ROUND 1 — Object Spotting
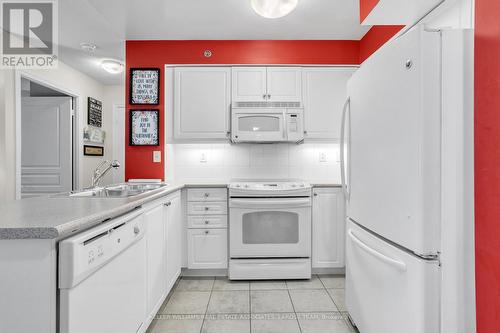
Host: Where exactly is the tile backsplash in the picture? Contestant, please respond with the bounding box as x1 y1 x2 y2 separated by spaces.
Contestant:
165 142 341 183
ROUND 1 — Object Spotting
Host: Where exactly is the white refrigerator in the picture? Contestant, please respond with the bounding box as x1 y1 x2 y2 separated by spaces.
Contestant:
342 26 442 333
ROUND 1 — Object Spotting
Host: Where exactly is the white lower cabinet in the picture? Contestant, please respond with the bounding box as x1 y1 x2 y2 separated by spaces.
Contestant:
144 190 182 324
312 187 346 268
145 203 167 316
186 188 228 270
187 229 228 269
165 192 182 293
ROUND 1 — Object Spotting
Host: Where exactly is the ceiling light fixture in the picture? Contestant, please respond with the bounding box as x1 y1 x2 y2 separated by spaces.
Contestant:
101 59 124 74
251 0 298 19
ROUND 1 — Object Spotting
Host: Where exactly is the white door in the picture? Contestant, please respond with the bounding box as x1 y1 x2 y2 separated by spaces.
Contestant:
302 67 356 139
346 27 441 255
231 109 286 142
266 67 302 102
174 67 231 139
312 188 345 268
145 204 166 315
187 229 227 269
229 197 311 258
21 97 72 197
112 105 125 183
231 67 267 102
165 193 182 294
345 220 440 333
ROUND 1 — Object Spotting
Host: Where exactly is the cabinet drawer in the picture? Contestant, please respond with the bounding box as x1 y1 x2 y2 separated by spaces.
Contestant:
187 202 227 215
188 215 227 229
187 188 227 202
188 229 228 269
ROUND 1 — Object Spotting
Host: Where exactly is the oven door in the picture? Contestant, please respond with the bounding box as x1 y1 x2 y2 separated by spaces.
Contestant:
231 108 286 142
229 197 311 258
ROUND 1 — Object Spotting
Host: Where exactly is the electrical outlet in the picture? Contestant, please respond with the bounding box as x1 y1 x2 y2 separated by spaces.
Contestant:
200 152 208 163
319 152 327 163
153 151 161 163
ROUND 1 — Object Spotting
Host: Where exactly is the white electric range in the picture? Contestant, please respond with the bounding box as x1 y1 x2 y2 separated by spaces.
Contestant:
228 180 312 280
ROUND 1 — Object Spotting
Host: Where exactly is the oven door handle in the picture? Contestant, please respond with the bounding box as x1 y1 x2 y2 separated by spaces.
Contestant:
229 198 311 208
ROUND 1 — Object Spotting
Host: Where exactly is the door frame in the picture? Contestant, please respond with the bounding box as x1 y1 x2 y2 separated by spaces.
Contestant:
112 104 125 184
14 70 80 199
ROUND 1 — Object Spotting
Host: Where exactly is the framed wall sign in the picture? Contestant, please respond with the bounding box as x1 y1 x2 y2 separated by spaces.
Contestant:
83 145 104 156
130 68 160 105
129 109 159 146
87 97 102 127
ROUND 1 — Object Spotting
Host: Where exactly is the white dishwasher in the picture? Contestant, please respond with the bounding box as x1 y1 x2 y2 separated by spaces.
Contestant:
59 209 147 333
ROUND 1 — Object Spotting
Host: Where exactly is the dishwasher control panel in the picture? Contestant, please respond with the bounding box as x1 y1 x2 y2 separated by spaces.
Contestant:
59 210 145 289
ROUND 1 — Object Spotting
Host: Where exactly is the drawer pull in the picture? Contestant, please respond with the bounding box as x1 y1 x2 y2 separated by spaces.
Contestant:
205 230 209 235
205 220 209 224
164 201 171 207
204 207 209 211
204 193 210 197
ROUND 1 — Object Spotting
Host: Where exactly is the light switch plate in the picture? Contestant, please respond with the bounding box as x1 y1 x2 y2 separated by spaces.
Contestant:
153 151 161 163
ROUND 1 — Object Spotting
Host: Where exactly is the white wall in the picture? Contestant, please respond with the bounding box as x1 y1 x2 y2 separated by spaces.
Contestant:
0 62 124 202
165 142 341 184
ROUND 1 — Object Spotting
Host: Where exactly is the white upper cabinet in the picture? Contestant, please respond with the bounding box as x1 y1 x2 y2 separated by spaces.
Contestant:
174 67 231 139
232 67 267 102
302 67 356 140
312 187 346 268
232 67 302 102
266 67 302 102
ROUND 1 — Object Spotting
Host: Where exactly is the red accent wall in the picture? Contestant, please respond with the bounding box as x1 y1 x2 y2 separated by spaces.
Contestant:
125 40 360 180
359 25 405 63
360 0 380 23
475 0 500 331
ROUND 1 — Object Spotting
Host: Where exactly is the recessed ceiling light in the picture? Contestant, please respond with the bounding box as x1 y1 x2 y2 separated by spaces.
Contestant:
80 42 97 53
101 59 124 74
251 0 298 19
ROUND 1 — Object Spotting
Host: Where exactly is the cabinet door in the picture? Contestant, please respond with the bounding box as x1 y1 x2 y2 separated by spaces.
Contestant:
174 67 231 139
312 187 346 268
302 67 356 139
145 204 167 314
267 67 302 102
232 67 267 102
188 229 228 269
165 193 182 294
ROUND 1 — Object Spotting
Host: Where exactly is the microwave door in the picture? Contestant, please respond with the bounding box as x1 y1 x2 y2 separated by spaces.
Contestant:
232 110 286 142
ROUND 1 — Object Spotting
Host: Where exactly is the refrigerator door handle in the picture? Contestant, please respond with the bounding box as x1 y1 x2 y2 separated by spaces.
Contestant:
348 229 407 271
340 97 351 201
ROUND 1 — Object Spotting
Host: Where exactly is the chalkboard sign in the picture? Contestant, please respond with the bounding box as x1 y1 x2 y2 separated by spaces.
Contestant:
130 68 160 105
87 97 102 127
129 109 159 146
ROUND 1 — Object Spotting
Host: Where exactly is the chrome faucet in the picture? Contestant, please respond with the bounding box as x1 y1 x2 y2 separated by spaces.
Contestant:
91 160 120 188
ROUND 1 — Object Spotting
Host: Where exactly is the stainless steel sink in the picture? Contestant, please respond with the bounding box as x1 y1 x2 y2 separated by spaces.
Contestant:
61 183 167 198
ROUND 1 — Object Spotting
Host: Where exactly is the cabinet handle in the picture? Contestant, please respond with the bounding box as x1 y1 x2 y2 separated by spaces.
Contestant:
313 193 318 196
204 207 209 211
267 94 271 99
205 220 210 224
164 201 171 206
134 226 140 235
263 94 267 100
204 193 210 197
205 230 209 235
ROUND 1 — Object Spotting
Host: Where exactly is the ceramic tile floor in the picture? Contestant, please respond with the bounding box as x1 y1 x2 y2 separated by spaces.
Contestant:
147 275 357 333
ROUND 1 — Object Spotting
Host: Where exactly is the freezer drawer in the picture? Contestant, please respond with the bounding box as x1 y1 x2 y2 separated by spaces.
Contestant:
345 220 440 333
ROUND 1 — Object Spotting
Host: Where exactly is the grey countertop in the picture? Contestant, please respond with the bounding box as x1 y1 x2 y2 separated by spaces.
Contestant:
0 181 341 240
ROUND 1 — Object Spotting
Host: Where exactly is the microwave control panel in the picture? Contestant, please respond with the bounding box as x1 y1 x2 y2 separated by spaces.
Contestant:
286 109 304 142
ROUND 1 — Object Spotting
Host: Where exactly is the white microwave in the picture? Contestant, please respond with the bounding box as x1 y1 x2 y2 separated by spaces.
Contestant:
231 103 304 143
